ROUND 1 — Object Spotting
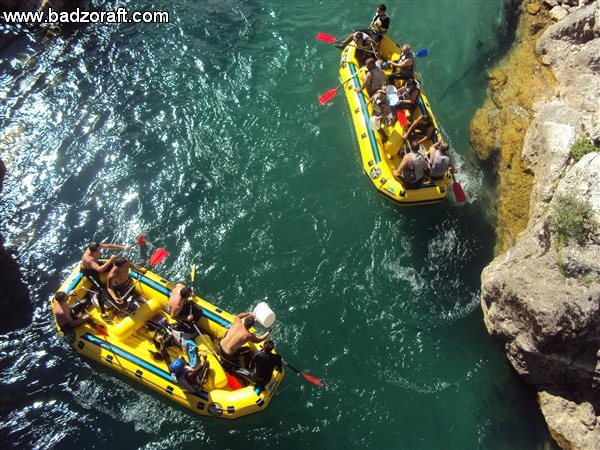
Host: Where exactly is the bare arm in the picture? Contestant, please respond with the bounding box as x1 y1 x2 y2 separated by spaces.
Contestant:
405 116 423 135
86 253 115 273
251 328 272 343
392 154 410 176
354 72 371 93
129 261 146 274
450 156 458 173
428 144 440 164
101 243 129 250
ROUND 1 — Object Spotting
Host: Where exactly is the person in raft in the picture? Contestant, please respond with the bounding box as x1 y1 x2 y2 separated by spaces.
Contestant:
218 312 272 370
338 4 390 50
169 353 209 394
166 283 195 321
428 141 457 180
392 139 428 188
106 256 146 312
387 44 415 84
354 57 386 97
80 241 129 322
53 291 92 341
167 283 203 343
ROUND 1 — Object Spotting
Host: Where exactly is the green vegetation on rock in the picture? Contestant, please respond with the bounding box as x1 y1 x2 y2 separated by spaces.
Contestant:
570 138 597 163
550 194 596 247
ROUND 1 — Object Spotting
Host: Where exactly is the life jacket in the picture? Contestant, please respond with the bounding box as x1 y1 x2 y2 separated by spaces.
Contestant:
430 151 450 178
369 13 389 34
366 66 385 96
172 368 198 393
403 152 425 183
396 53 414 78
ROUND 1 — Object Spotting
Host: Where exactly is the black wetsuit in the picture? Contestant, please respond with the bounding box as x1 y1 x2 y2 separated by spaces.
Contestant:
250 350 282 386
80 267 110 314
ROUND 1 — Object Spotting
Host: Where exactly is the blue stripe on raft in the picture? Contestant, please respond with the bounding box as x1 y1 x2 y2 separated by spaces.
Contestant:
82 332 172 381
66 273 83 293
349 64 381 163
81 332 210 401
131 271 170 297
130 272 231 329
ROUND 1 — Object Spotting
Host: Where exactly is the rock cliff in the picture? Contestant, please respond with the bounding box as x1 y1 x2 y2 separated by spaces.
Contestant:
473 1 600 449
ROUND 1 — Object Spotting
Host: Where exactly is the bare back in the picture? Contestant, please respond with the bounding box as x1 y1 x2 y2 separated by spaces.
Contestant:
167 283 186 317
220 316 254 356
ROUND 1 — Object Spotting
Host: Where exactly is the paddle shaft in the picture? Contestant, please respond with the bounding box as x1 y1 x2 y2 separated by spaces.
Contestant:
283 360 302 375
333 66 367 91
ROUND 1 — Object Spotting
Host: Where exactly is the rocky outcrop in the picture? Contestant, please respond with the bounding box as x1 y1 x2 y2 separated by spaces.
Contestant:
476 1 600 449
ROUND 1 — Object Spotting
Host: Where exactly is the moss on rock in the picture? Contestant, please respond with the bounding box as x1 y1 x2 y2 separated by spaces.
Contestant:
470 0 557 254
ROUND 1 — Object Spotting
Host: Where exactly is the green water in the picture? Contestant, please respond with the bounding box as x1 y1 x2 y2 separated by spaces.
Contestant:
0 1 556 448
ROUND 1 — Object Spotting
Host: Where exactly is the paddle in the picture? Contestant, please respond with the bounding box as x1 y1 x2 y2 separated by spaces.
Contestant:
451 173 468 205
396 110 407 128
189 320 243 390
318 67 366 105
415 48 428 58
316 32 429 58
283 360 324 387
149 248 169 266
316 32 338 44
190 263 196 290
316 32 377 53
135 233 147 246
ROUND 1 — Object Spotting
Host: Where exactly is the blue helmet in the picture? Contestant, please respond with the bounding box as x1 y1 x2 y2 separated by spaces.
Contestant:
169 358 185 373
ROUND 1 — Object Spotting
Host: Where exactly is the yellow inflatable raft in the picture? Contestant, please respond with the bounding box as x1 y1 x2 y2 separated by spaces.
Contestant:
339 34 453 205
51 263 284 419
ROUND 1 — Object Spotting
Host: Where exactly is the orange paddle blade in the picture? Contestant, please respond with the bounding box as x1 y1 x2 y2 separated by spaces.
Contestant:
316 32 338 43
149 248 169 266
318 88 337 105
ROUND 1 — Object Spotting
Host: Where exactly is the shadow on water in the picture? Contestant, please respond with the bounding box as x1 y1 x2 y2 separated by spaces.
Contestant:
0 159 32 334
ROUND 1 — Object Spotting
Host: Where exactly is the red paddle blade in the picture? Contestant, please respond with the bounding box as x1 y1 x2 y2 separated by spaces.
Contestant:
318 88 337 105
95 324 109 336
226 372 243 390
149 248 169 265
452 180 468 205
397 110 407 128
135 234 146 246
302 372 324 387
316 32 338 43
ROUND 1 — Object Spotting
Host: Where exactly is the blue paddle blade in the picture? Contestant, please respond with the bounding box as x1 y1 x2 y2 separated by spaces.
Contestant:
415 48 428 58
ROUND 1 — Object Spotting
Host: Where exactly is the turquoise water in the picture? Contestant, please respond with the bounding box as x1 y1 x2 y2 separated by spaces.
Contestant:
0 1 556 448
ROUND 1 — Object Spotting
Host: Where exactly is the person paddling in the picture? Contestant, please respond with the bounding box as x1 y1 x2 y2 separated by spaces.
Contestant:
338 4 390 51
106 256 146 312
81 241 129 322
